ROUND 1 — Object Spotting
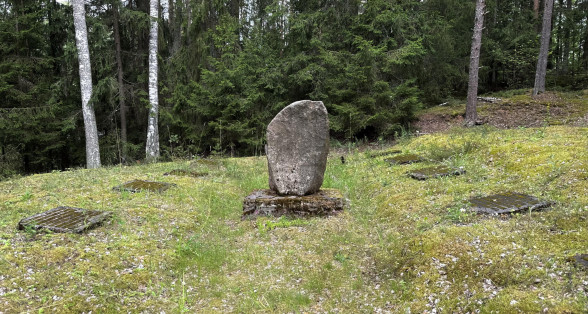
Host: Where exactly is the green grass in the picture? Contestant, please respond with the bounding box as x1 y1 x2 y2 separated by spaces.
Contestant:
0 125 587 312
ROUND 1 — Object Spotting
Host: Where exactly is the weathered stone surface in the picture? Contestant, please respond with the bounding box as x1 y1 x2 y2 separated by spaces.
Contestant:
386 154 423 165
367 149 402 158
469 192 552 215
113 179 176 193
573 254 588 268
242 189 345 219
266 100 329 195
18 206 111 233
164 169 208 178
409 166 466 180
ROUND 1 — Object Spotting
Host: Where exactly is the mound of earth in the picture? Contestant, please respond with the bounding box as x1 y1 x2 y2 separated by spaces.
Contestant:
413 92 588 134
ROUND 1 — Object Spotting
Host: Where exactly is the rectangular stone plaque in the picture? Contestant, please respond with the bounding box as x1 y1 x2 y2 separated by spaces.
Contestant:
367 150 402 158
386 154 423 165
243 189 345 219
113 179 176 193
18 206 111 233
469 192 552 215
164 169 208 178
409 166 466 180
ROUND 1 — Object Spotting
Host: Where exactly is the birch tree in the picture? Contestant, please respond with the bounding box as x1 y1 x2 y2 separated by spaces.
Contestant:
72 0 101 168
146 0 160 162
465 0 486 127
533 0 554 96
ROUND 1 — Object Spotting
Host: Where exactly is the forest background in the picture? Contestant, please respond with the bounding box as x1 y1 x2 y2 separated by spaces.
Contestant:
0 0 587 177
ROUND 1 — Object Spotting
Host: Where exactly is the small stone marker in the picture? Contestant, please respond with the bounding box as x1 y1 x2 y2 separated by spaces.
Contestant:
18 206 111 233
266 100 329 196
113 179 176 193
386 153 423 165
368 150 402 158
164 169 208 178
573 254 588 268
468 192 552 215
409 166 466 180
243 189 344 219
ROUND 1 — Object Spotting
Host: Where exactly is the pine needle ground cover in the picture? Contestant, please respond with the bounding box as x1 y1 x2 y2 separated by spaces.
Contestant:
0 126 586 312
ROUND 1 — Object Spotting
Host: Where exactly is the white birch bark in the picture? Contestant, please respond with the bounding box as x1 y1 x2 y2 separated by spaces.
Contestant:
72 0 101 168
146 0 160 162
465 0 486 127
533 0 554 96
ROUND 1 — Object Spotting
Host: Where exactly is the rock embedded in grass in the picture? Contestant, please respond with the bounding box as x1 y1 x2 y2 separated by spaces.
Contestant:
367 150 402 158
266 100 329 196
164 169 208 178
18 206 111 233
386 154 423 165
242 189 345 219
408 166 466 180
113 179 176 193
468 192 552 215
573 254 588 268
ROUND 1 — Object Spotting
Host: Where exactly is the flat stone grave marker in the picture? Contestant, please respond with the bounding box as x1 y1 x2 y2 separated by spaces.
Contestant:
367 150 402 158
113 179 176 193
386 153 423 165
468 192 552 215
409 166 466 180
243 189 345 219
18 206 111 233
573 254 588 268
164 169 208 178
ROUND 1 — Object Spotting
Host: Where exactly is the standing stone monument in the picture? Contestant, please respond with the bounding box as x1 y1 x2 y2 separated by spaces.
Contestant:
243 100 344 218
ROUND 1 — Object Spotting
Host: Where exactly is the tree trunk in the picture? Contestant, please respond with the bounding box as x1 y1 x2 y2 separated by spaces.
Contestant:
534 0 540 19
146 0 160 162
465 0 486 127
533 0 554 96
72 0 101 168
113 4 127 163
561 0 571 74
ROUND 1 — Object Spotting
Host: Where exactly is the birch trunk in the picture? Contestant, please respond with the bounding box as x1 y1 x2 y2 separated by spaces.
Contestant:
465 0 485 127
146 0 160 162
72 0 101 168
533 0 554 96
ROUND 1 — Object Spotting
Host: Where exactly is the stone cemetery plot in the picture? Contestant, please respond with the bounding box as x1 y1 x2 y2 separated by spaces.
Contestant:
113 179 176 193
164 169 208 178
367 150 402 158
243 189 345 219
386 153 423 165
408 166 466 180
18 206 111 233
468 192 552 215
573 254 588 268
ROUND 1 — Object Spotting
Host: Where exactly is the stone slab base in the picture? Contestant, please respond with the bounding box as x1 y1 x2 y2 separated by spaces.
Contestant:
242 189 345 219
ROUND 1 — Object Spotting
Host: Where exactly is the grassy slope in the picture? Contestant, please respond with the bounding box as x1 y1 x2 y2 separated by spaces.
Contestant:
1 127 587 312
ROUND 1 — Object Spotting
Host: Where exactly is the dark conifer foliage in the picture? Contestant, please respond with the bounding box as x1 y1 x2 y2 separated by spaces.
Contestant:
1 0 587 177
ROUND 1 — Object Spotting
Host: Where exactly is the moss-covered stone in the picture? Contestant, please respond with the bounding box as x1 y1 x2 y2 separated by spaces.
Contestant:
367 150 402 158
242 189 345 219
164 169 208 178
113 179 176 193
408 166 466 180
18 206 111 233
385 153 423 165
468 192 552 215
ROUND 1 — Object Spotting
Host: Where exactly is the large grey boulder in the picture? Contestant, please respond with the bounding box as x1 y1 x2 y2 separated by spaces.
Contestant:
266 100 329 196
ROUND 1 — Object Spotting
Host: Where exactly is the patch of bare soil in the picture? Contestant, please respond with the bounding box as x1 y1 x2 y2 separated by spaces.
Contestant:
413 93 587 134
